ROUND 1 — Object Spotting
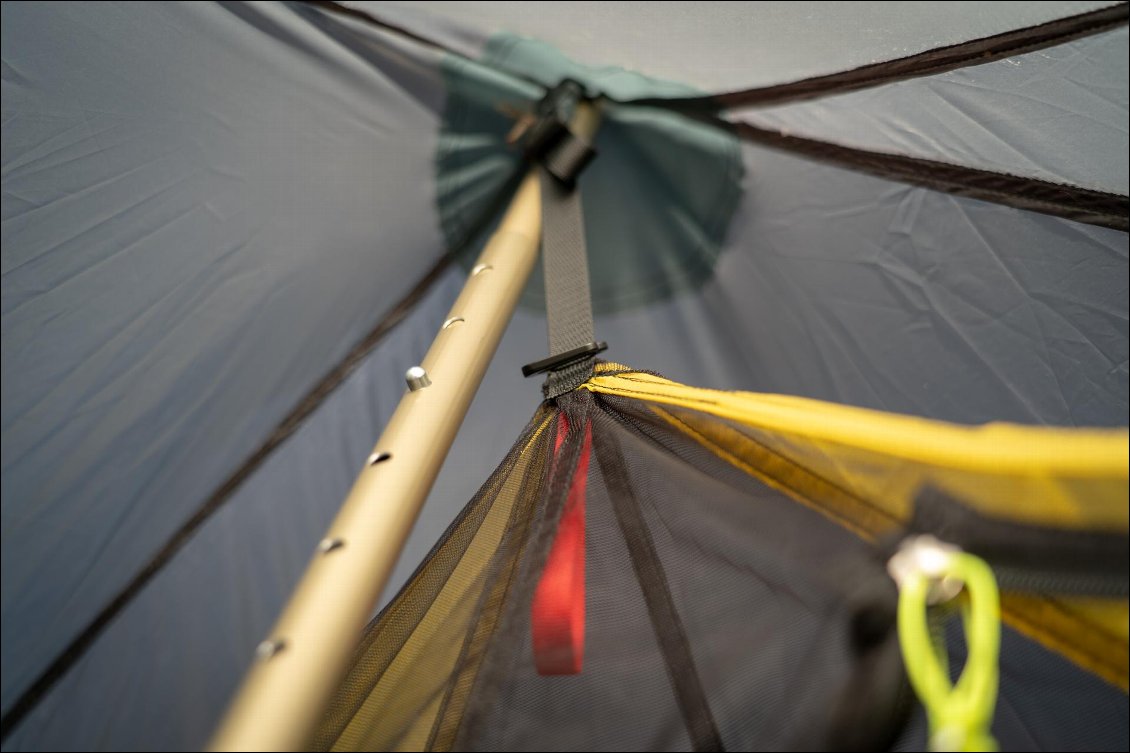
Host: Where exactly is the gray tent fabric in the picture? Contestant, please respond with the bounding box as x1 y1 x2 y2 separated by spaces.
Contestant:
686 143 1128 427
2 1 1127 751
361 1 1123 95
1 266 491 751
741 26 1130 195
2 0 447 723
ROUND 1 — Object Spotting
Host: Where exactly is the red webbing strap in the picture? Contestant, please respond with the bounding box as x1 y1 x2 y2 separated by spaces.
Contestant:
532 413 591 674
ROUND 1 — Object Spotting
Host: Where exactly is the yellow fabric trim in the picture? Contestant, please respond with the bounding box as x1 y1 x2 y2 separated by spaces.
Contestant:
585 371 1126 478
583 370 1128 530
1001 594 1129 692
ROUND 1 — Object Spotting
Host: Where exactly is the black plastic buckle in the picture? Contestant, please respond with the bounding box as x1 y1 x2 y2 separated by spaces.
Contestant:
519 80 596 186
522 80 585 158
522 341 608 378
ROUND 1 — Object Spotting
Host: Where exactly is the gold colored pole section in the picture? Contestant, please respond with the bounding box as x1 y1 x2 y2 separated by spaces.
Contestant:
209 172 542 752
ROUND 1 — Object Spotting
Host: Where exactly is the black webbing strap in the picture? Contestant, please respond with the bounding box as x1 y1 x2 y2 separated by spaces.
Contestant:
594 411 725 752
520 81 603 398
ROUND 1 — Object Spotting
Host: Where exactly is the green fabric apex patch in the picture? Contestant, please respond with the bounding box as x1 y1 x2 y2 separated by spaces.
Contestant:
437 34 744 314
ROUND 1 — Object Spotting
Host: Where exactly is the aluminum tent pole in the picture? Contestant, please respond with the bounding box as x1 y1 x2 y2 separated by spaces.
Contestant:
210 103 600 752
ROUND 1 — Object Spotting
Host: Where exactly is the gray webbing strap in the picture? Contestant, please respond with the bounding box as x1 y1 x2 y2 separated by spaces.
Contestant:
518 81 600 399
539 163 596 398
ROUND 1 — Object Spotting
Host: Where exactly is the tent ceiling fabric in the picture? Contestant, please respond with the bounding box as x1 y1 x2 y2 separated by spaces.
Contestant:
1 1 1127 751
1 0 446 725
740 26 1130 194
359 1 1123 94
1 266 491 751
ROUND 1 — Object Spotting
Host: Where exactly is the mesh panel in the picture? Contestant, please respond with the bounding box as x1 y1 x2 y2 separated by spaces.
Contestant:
316 390 906 751
592 397 900 751
312 407 555 751
596 385 1129 691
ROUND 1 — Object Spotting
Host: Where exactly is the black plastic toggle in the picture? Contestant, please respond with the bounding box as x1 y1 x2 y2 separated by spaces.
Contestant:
522 341 608 378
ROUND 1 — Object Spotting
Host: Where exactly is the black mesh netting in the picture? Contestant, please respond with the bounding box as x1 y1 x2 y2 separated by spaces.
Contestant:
312 388 910 752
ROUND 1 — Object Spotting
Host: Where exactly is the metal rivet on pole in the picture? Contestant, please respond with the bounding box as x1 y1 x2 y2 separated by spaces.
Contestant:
405 366 431 391
255 639 286 661
316 538 345 555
